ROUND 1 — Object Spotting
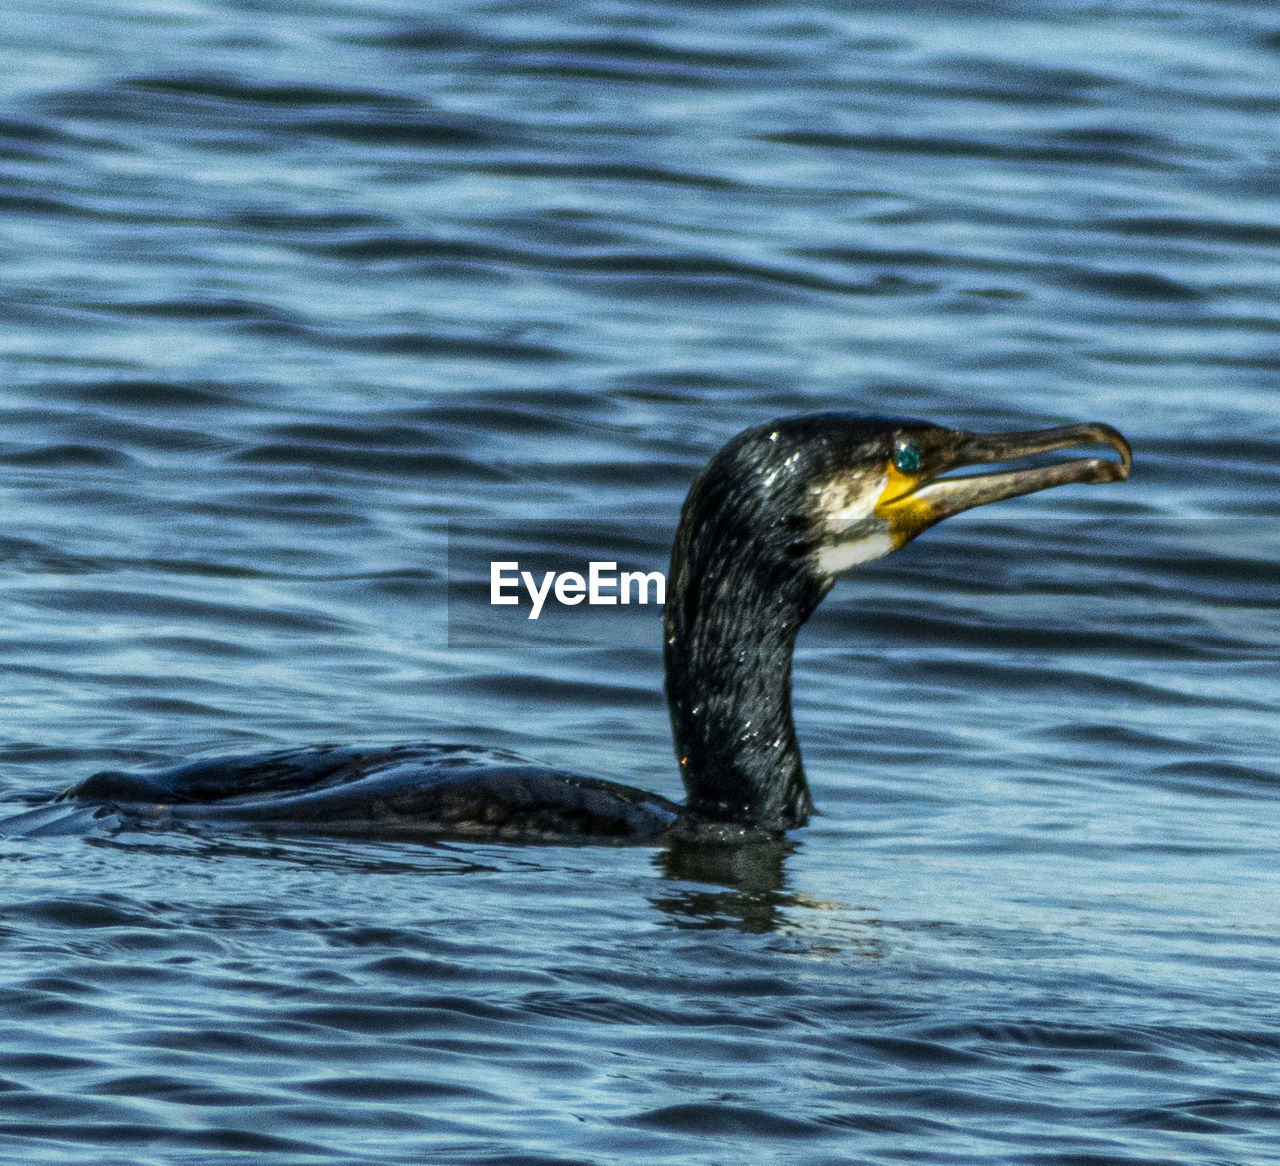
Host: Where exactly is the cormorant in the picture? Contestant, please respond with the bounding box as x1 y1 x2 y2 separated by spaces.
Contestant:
55 415 1130 843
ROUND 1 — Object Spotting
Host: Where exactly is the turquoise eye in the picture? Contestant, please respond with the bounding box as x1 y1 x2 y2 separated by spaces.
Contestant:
893 439 922 473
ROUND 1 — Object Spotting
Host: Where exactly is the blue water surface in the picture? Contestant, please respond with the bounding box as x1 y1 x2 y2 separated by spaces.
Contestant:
1 0 1279 1162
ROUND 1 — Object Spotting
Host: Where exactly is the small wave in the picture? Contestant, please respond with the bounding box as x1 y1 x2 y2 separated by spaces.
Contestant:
1105 215 1280 248
624 1101 829 1138
63 380 239 410
0 444 135 469
15 587 350 635
292 1074 494 1102
44 74 515 151
229 441 506 482
1055 266 1204 303
761 129 1184 170
1151 760 1280 800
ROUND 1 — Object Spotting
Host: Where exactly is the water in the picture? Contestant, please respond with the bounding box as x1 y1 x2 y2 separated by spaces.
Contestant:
2 0 1279 1161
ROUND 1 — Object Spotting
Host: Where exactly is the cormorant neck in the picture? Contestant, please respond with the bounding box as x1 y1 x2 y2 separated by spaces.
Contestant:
664 474 828 832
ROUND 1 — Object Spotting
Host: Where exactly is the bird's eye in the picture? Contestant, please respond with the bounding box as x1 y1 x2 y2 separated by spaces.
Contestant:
892 438 923 473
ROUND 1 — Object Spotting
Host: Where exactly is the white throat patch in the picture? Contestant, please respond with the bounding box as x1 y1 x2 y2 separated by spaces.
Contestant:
811 470 895 577
815 531 896 576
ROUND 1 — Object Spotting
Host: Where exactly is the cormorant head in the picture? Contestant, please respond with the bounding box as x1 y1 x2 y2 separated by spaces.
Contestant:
675 414 1131 607
665 413 1131 831
792 414 1132 580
